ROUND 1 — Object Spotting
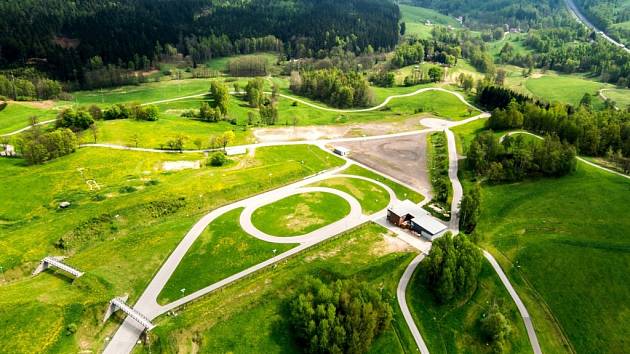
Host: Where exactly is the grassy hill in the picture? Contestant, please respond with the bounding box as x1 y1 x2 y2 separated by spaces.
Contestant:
477 163 630 353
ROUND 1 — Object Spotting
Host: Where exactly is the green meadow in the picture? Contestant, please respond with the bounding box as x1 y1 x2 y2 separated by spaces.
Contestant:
251 192 351 236
477 162 630 354
0 144 342 352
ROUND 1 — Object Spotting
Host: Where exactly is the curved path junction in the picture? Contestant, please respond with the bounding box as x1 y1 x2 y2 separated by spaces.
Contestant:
2 85 585 354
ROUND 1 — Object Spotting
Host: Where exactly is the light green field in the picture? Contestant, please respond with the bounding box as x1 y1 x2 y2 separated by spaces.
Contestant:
251 192 351 236
408 260 531 353
204 52 280 74
146 223 419 354
400 4 461 38
487 33 532 59
311 177 390 215
601 88 630 109
342 164 425 203
0 144 342 352
157 208 296 304
0 102 59 134
80 113 254 149
524 74 607 106
477 163 630 354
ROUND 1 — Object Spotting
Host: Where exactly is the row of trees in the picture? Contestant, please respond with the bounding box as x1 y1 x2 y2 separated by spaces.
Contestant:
0 74 62 100
428 132 451 207
288 277 392 354
290 69 373 108
228 55 271 77
102 104 159 122
467 131 577 182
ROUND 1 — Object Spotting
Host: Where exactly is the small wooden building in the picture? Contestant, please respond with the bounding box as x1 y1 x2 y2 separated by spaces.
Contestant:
387 200 447 241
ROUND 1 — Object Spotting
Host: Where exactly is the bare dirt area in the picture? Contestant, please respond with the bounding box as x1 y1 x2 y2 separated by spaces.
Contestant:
252 118 423 143
12 100 56 109
336 133 432 198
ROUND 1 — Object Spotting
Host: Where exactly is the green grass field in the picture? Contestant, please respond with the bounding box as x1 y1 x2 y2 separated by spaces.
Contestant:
407 260 532 353
146 223 419 354
0 144 342 352
342 164 425 203
157 208 296 304
601 88 630 109
311 177 390 215
400 4 461 38
487 33 532 59
251 192 351 236
477 163 630 354
524 74 607 107
80 113 254 149
0 102 59 134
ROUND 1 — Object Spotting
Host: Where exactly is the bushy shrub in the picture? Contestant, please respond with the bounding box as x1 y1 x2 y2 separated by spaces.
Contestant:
119 186 137 193
208 152 228 167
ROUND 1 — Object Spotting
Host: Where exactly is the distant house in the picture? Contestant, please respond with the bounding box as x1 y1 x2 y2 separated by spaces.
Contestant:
0 144 15 157
387 200 447 241
225 147 247 156
333 146 350 156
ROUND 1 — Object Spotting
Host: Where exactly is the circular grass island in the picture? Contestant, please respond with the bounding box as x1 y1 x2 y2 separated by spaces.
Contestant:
251 192 351 237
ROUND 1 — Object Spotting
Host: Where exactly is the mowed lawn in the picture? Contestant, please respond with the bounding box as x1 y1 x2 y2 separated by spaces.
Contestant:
477 163 630 353
407 260 531 354
0 144 342 353
602 88 630 109
311 176 390 215
0 102 59 134
147 223 419 354
251 192 351 236
157 208 296 304
399 4 461 38
524 74 607 107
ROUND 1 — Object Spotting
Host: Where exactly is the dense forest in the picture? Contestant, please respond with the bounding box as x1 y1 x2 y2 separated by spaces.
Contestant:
0 0 400 86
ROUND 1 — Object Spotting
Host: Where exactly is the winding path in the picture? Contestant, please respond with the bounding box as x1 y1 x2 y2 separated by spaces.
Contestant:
103 156 409 354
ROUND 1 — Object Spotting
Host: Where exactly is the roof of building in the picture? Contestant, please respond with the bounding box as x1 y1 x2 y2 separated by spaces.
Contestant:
225 147 248 156
388 200 428 219
411 214 448 235
334 146 351 153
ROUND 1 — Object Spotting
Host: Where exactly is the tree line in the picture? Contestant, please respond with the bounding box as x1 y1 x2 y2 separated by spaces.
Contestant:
481 86 630 159
467 130 577 182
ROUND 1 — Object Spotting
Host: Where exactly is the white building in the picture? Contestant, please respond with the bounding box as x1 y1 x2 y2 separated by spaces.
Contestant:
333 146 350 156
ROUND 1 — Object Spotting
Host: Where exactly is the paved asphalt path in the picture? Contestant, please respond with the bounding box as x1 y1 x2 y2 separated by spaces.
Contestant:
397 254 430 354
484 251 543 354
445 128 462 233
